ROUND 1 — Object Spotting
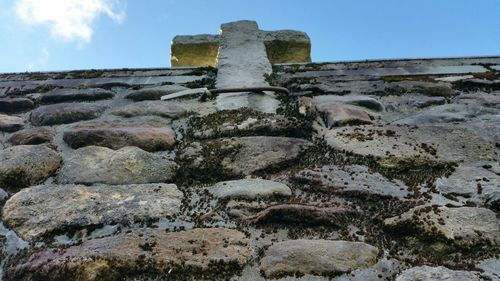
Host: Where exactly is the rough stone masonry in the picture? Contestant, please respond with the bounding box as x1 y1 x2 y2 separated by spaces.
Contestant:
0 19 499 281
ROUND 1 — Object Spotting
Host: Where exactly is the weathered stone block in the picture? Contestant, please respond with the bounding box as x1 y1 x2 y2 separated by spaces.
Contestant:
0 98 35 113
8 127 55 145
3 183 183 241
170 34 220 67
7 228 250 280
58 146 177 185
0 114 24 132
0 145 61 191
262 30 311 64
396 266 480 281
208 178 291 200
384 206 500 247
30 103 107 126
63 120 176 152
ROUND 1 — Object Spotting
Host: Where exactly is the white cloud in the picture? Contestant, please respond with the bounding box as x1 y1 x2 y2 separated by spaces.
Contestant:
26 47 49 71
15 0 125 44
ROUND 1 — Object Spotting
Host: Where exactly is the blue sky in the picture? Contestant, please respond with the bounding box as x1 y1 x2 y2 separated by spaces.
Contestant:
0 0 499 73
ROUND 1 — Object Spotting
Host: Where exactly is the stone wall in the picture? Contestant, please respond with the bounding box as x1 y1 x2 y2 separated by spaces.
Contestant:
0 57 499 280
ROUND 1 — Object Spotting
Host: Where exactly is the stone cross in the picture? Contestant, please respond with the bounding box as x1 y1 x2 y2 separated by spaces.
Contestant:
170 20 311 112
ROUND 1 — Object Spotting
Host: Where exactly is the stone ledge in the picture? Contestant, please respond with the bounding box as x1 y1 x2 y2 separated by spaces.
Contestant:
171 35 220 67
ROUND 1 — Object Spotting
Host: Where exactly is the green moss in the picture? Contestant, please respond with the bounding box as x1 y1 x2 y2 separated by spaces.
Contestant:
386 228 498 265
68 69 105 79
272 62 328 74
453 79 500 92
187 108 312 140
472 70 500 80
181 66 217 89
281 64 303 74
8 84 57 96
288 140 456 192
303 63 324 70
8 255 248 281
26 72 51 81
150 139 170 152
376 156 456 190
174 139 244 186
274 90 316 123
264 40 311 65
188 108 270 135
34 84 57 93
382 75 436 82
0 170 29 192
182 77 216 89
278 76 319 93
263 72 279 86
183 66 218 76
54 72 68 79
296 140 378 169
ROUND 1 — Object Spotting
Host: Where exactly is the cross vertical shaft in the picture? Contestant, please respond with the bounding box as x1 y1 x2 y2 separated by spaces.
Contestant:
216 21 272 88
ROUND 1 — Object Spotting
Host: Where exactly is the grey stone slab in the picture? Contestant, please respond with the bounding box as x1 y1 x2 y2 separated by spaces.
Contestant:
435 75 474 82
0 68 197 82
0 115 24 132
294 79 387 96
313 95 384 112
435 162 499 205
453 91 500 108
391 104 498 125
385 206 500 247
293 165 409 199
279 57 500 73
215 92 279 113
322 124 496 162
0 75 205 90
83 75 206 86
125 84 188 101
30 103 106 126
208 178 291 200
477 258 500 279
40 88 114 103
0 222 28 280
283 65 488 79
0 188 8 205
395 266 480 281
335 256 405 281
